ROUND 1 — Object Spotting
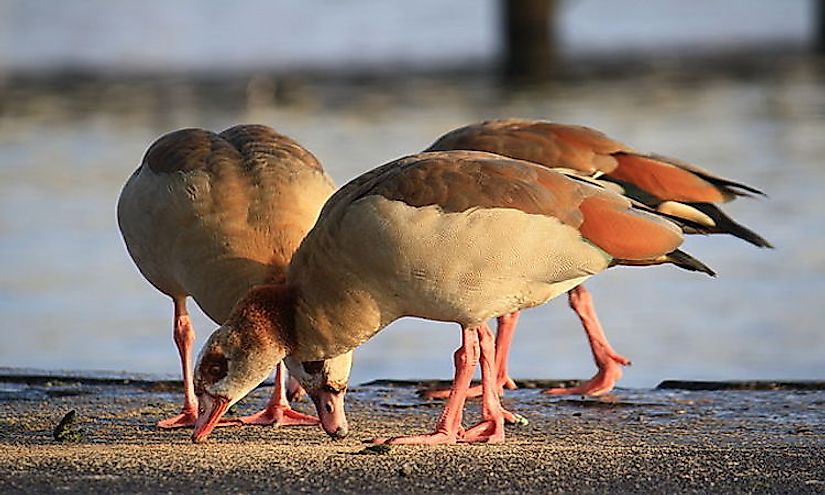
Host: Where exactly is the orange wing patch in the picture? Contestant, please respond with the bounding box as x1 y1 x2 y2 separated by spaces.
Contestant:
610 153 726 203
578 194 683 261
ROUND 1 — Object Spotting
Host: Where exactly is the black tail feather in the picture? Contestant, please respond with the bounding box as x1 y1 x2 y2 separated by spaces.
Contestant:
610 250 716 277
687 203 773 248
696 173 767 198
666 249 716 277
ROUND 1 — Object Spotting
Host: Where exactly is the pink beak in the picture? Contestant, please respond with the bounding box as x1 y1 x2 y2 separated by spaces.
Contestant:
191 393 230 443
312 390 349 440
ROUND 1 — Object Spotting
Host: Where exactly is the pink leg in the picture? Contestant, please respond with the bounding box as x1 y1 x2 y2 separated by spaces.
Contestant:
544 285 631 396
374 326 480 445
491 312 518 392
157 297 199 429
460 324 506 443
286 376 306 402
421 311 519 400
237 362 319 426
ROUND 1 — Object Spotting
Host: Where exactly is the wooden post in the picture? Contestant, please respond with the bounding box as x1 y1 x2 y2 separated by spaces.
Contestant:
817 0 825 53
501 0 557 79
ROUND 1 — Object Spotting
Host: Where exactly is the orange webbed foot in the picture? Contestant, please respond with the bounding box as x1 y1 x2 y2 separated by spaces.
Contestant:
543 358 626 396
237 405 319 427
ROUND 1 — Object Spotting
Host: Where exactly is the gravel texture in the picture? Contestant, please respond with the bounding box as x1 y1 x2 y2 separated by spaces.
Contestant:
1 374 823 494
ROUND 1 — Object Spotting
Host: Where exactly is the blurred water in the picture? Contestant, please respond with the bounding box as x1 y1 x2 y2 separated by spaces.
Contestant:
2 61 824 388
0 0 812 73
0 1 824 388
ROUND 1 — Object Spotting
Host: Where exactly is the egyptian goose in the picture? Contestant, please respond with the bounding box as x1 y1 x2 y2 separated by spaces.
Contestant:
190 150 714 444
423 119 770 397
117 124 335 428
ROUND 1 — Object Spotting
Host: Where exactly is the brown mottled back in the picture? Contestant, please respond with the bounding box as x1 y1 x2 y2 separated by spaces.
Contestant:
219 125 325 173
322 150 683 262
326 151 585 228
119 123 335 324
426 119 629 175
144 125 323 176
144 128 242 174
428 119 765 204
425 119 770 248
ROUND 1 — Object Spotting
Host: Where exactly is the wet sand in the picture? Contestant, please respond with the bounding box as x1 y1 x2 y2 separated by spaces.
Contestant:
1 372 823 494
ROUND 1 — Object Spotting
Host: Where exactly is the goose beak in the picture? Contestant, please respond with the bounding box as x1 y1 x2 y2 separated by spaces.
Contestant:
192 393 230 443
312 389 348 440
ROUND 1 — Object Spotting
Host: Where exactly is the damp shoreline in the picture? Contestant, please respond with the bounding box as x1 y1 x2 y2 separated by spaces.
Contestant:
1 369 823 494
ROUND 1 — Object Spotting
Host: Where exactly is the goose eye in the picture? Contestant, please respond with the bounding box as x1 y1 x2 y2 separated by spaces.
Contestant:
203 353 229 382
323 384 346 394
302 360 324 375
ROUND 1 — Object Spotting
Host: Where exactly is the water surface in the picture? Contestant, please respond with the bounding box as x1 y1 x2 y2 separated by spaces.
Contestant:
0 1 823 387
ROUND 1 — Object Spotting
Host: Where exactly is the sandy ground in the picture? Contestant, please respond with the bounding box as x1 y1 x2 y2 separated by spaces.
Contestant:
1 373 823 494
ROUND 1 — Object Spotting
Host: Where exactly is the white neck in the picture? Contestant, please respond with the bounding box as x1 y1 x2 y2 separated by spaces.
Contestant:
289 261 392 361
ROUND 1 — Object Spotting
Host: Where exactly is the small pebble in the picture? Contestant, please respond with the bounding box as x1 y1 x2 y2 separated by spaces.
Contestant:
509 413 529 426
53 410 82 443
356 444 392 455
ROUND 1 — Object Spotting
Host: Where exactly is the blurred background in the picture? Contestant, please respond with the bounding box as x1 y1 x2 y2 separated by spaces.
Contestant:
1 0 823 388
